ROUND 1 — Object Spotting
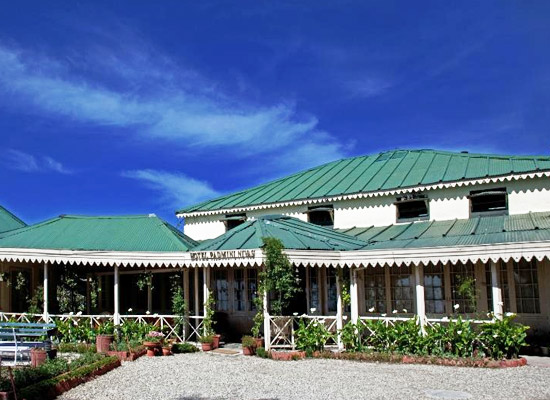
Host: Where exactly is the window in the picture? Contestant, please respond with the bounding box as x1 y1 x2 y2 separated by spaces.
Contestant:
327 268 337 312
306 205 334 227
364 267 386 313
223 213 247 231
424 263 445 314
469 188 508 216
246 269 258 312
395 193 429 222
233 270 245 311
450 262 476 313
513 259 540 314
390 266 413 312
213 270 229 311
485 262 510 313
308 268 320 311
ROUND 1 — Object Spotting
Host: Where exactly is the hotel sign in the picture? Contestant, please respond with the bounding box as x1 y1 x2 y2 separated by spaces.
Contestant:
190 250 257 261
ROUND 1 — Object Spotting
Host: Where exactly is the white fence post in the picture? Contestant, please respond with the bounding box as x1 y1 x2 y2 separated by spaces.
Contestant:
490 260 503 320
336 268 344 350
114 265 120 325
350 268 359 324
43 262 49 323
263 283 271 351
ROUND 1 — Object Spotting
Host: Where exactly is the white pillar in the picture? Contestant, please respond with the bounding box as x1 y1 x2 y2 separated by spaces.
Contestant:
43 262 49 322
490 260 503 320
114 265 120 325
336 268 344 350
147 275 153 313
263 279 271 351
305 266 311 312
415 264 426 334
203 268 209 317
183 269 190 340
350 268 359 324
194 268 199 317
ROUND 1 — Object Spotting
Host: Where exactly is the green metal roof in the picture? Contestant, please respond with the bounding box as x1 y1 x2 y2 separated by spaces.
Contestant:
0 214 198 252
193 215 367 251
178 149 550 214
0 205 26 234
336 212 550 250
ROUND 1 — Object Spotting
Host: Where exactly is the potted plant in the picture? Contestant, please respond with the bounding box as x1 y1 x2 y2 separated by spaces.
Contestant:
30 347 48 367
241 335 256 356
199 334 214 351
95 321 115 353
143 331 165 357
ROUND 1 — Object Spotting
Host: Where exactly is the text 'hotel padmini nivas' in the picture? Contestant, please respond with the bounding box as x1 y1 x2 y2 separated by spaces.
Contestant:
1 149 550 349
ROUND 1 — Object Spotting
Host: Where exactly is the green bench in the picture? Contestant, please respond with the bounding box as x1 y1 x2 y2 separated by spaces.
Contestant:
0 322 57 364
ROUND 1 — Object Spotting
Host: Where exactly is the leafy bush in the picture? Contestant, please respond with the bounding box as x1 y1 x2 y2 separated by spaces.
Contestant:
172 342 199 353
241 335 256 348
19 356 118 400
56 342 95 353
0 358 70 392
479 313 529 359
255 347 269 358
199 334 214 344
68 353 105 370
55 317 96 343
117 320 153 342
295 318 332 355
336 315 529 360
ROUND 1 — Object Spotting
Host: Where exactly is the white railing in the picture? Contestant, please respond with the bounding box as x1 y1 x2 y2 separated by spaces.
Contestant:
269 315 339 350
269 315 495 350
0 312 205 341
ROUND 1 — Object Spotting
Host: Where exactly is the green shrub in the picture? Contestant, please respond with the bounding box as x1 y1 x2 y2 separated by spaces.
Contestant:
0 358 70 392
55 318 96 343
255 347 269 358
19 356 118 400
68 353 105 370
295 318 332 355
241 335 256 348
479 313 529 359
172 342 199 353
56 342 95 353
117 320 153 342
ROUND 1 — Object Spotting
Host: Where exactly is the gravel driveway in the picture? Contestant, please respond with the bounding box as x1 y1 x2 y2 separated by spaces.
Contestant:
59 353 550 400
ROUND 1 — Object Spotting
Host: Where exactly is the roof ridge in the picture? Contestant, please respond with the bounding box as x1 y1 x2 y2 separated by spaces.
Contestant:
0 205 26 226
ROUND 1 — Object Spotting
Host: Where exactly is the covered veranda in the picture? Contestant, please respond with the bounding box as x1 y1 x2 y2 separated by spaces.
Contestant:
0 213 549 350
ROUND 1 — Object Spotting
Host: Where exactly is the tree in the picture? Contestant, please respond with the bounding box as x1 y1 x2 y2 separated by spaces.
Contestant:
261 237 300 315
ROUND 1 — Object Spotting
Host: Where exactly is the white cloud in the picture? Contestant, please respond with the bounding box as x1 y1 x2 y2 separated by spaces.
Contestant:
345 77 393 98
121 169 221 209
3 149 72 174
0 44 345 160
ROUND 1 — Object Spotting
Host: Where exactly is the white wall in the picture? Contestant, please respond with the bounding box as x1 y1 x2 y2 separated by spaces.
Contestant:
183 176 550 240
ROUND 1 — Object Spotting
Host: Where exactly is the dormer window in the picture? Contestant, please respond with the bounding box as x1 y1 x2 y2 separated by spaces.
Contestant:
395 193 429 222
306 205 334 227
469 188 508 216
222 213 247 231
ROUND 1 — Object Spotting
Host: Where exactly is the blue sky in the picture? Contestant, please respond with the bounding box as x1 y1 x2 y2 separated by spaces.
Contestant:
1 1 549 226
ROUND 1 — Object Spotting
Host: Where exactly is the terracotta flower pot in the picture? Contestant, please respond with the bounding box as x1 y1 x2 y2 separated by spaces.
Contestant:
242 346 255 356
212 334 221 349
201 342 213 352
254 337 264 349
143 341 162 357
96 334 114 353
31 348 48 367
162 347 172 356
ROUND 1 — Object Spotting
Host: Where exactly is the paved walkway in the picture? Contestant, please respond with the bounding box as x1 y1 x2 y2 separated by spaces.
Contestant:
59 353 550 400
